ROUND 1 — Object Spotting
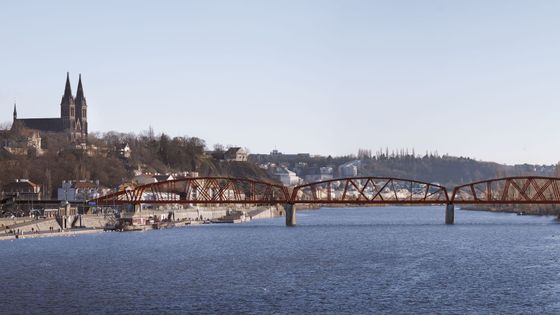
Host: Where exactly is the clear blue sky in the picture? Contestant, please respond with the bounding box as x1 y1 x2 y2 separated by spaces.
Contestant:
1 0 560 165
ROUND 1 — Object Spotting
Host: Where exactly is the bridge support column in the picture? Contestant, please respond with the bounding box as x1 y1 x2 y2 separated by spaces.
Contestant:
285 203 296 227
445 204 454 225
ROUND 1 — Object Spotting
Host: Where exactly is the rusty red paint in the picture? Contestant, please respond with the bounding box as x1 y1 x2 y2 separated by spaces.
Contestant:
91 176 560 206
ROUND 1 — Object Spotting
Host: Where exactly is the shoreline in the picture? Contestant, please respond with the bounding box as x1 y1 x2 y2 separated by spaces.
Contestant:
0 207 284 241
0 228 105 241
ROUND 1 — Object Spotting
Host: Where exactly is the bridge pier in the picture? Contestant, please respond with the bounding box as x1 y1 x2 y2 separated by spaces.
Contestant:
445 204 454 224
285 203 296 226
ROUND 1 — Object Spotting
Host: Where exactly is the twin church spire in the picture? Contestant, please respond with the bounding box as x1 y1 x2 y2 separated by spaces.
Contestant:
11 73 89 142
60 72 88 137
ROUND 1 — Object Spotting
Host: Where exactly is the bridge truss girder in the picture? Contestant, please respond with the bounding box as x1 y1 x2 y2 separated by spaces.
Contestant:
451 176 560 204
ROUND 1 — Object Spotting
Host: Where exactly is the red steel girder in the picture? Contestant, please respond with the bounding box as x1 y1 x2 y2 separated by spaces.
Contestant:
451 176 560 204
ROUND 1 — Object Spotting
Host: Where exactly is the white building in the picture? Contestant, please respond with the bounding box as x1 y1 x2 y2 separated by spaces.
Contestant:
224 147 248 162
119 143 131 158
272 166 302 186
57 180 110 202
338 160 361 177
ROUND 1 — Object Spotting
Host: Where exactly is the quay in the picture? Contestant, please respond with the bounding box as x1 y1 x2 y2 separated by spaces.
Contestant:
0 205 283 240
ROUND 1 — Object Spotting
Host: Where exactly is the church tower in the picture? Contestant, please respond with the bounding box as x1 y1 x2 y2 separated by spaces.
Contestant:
75 74 88 138
11 72 89 144
60 72 76 133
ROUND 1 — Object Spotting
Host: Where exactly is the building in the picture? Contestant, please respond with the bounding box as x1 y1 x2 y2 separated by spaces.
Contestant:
250 150 311 163
224 147 248 161
301 167 334 183
12 73 88 142
0 124 43 156
86 144 109 157
153 174 174 182
338 160 360 177
132 173 176 186
271 166 302 186
118 143 131 158
2 179 41 200
57 180 110 202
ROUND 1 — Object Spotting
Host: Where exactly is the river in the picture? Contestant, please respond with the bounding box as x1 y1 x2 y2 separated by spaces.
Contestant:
0 206 559 314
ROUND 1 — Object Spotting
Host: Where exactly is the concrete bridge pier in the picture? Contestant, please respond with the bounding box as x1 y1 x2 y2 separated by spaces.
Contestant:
285 203 296 226
445 204 455 224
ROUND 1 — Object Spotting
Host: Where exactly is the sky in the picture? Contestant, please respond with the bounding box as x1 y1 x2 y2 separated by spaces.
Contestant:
1 0 560 165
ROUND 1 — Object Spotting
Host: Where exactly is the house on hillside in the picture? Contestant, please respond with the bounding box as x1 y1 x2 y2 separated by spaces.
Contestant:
2 179 41 200
118 143 131 159
224 147 248 162
0 125 43 156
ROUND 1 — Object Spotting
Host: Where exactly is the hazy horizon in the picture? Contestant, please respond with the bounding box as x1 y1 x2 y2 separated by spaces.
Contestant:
2 1 560 165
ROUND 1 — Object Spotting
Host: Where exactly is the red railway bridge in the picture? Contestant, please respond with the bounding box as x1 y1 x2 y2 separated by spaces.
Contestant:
91 176 560 226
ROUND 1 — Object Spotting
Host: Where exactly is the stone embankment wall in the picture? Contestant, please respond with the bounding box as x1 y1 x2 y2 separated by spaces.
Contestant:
0 218 61 235
246 206 283 220
0 218 38 228
78 215 111 229
172 208 229 221
0 214 112 236
162 205 282 222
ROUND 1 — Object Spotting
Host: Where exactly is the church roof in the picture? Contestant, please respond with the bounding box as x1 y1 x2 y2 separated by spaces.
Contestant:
15 118 64 133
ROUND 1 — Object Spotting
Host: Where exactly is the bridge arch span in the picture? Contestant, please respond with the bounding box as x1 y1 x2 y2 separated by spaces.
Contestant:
92 177 291 205
291 177 449 204
451 176 560 204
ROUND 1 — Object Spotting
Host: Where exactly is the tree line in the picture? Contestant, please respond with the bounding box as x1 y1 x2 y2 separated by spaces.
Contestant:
0 128 268 198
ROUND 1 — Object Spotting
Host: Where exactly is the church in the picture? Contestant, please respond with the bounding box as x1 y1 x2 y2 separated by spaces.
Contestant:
12 73 88 142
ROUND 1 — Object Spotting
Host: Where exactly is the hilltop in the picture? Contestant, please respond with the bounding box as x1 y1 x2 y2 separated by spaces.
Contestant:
0 130 270 198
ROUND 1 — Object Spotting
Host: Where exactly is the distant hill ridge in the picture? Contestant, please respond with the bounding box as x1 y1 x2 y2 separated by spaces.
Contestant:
250 153 556 187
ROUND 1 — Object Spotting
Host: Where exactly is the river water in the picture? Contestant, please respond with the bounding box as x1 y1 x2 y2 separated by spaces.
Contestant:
0 207 559 314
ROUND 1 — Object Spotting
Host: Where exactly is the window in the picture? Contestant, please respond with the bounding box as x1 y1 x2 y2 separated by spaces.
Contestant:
82 109 86 118
70 108 75 116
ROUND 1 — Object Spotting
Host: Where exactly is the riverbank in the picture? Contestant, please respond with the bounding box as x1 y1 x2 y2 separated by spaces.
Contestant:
0 206 285 241
0 228 105 241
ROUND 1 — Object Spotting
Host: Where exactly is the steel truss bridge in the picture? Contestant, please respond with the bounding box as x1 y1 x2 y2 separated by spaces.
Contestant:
91 176 560 225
